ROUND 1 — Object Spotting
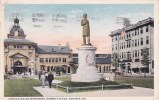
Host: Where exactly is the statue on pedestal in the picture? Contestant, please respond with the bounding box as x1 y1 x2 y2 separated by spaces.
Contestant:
81 13 91 45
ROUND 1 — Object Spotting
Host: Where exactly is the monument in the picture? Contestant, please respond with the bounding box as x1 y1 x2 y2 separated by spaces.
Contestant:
71 13 102 82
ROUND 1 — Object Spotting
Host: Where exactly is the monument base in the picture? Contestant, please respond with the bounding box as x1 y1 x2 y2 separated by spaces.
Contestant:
71 44 102 82
71 73 102 82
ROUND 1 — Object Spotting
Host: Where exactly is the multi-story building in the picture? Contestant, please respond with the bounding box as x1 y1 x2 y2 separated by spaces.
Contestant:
73 54 111 73
109 17 154 74
4 18 73 75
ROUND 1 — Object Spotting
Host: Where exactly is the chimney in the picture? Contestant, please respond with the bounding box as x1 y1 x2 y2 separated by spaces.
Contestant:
59 44 61 50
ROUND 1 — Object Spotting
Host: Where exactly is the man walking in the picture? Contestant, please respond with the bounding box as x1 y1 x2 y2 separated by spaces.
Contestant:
48 72 54 88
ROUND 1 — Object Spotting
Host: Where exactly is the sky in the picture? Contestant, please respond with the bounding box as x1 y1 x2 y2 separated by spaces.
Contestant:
4 4 153 53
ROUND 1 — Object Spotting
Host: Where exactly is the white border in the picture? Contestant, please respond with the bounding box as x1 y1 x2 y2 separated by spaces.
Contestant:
0 0 158 100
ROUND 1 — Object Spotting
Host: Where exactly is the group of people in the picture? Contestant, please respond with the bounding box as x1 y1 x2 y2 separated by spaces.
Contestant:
39 71 54 88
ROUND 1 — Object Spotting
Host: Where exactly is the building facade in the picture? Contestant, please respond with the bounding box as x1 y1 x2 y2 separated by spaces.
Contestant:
4 18 73 75
109 17 154 74
73 54 111 73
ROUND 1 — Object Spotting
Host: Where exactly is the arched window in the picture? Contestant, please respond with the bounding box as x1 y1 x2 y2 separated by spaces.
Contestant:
14 60 22 66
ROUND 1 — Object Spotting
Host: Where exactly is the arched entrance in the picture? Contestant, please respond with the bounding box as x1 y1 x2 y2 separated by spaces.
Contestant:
13 60 27 74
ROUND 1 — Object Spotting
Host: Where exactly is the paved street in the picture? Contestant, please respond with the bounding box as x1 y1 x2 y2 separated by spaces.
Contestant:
33 86 153 97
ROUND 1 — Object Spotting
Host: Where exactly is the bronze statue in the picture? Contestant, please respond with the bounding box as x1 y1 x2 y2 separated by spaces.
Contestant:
81 13 91 45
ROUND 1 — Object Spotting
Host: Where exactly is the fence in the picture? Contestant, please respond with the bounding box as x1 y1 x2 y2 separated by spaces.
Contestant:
52 83 132 93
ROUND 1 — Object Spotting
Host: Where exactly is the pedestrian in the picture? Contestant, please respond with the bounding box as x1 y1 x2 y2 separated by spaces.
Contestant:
47 72 54 88
40 72 46 88
38 71 41 80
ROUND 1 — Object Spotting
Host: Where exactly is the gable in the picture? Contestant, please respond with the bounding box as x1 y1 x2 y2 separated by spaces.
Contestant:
10 53 28 58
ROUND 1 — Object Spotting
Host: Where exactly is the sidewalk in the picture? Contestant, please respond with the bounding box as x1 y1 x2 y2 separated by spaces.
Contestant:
33 86 154 97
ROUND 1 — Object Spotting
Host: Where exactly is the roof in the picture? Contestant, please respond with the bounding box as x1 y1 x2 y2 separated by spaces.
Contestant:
4 38 37 45
109 17 154 36
36 45 71 54
73 54 111 64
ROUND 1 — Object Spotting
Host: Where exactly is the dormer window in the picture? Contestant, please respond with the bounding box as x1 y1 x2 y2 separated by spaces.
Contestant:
28 46 31 49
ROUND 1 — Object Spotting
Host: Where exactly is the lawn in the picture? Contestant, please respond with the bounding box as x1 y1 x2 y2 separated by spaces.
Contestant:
4 78 42 97
54 76 71 81
114 76 154 89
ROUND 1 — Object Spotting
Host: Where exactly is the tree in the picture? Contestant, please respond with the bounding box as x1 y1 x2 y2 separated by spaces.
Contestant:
141 48 149 78
112 52 119 76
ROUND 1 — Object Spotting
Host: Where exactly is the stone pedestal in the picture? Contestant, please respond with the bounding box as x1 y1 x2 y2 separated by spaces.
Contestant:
71 45 102 82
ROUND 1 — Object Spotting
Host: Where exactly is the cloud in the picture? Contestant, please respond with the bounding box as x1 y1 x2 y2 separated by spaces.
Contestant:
117 12 152 24
70 9 83 14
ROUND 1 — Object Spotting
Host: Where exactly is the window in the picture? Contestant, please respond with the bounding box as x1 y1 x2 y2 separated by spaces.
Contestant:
135 30 137 36
146 36 149 44
146 26 149 32
132 40 134 47
135 50 137 57
135 39 137 47
129 33 131 37
59 58 61 62
147 48 149 55
56 58 58 62
127 41 128 48
140 38 143 45
17 45 19 48
45 58 48 62
40 58 44 62
20 45 22 49
141 49 143 56
137 29 139 35
140 27 143 34
129 41 131 48
138 50 139 57
49 58 51 62
63 58 67 63
28 46 31 49
14 45 23 49
127 52 131 60
52 58 54 62
4 45 8 48
127 34 129 39
116 44 117 50
124 42 125 49
138 39 140 46
122 43 123 49
112 45 114 51
133 51 134 57
115 36 117 41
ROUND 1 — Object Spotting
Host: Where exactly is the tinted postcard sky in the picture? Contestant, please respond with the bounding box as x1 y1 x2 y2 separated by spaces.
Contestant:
4 4 153 53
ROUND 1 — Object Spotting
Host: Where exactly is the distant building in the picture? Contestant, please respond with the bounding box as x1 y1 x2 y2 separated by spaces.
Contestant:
109 17 154 74
4 18 73 75
72 54 111 73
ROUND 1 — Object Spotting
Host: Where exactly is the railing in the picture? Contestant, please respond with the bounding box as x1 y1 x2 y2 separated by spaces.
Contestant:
52 83 132 93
